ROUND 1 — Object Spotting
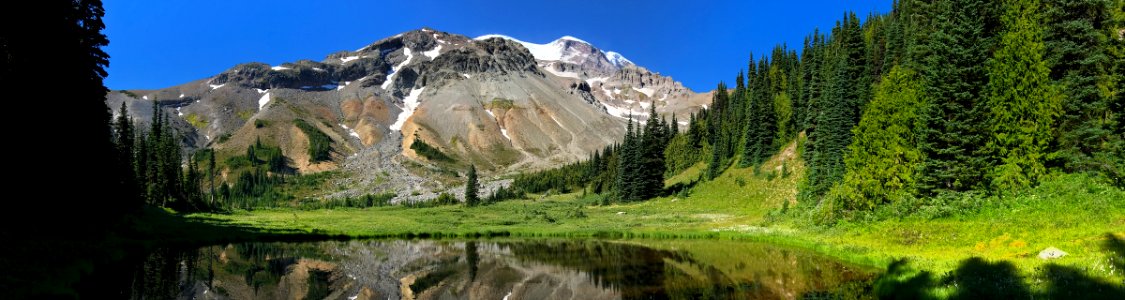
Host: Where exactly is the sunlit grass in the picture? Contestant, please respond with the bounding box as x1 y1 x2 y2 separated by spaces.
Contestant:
190 139 1125 293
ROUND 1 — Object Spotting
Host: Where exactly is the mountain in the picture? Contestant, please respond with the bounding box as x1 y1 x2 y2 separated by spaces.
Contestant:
105 28 709 199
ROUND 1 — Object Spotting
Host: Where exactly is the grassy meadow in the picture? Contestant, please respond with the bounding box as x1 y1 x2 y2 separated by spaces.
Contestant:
189 140 1125 296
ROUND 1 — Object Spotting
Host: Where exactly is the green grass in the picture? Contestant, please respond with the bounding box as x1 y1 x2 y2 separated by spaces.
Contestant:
488 98 516 109
190 139 1125 296
185 113 208 129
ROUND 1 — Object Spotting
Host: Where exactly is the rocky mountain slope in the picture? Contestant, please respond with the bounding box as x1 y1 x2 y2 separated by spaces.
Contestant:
106 28 708 199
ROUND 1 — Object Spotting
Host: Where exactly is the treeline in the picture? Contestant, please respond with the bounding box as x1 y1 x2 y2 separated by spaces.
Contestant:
112 102 210 212
515 0 1125 217
513 105 679 202
800 0 1124 220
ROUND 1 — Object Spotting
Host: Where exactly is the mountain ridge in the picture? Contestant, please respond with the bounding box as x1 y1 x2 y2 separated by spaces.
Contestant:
105 27 710 201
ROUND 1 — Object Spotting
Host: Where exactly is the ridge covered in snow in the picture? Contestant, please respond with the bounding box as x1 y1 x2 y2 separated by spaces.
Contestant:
473 34 633 68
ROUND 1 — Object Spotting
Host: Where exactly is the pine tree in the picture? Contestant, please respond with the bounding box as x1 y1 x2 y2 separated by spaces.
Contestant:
637 105 668 199
5 0 121 230
615 117 634 201
465 164 480 206
805 13 868 202
247 145 257 166
114 102 138 208
707 84 729 179
915 0 1001 195
833 66 925 211
985 0 1061 191
1042 0 1119 176
802 31 826 133
743 57 777 166
209 149 216 207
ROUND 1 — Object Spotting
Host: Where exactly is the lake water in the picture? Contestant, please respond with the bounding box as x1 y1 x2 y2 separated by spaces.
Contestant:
122 239 876 299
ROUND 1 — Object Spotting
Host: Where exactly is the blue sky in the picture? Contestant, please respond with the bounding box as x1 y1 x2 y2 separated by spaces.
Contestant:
104 0 891 92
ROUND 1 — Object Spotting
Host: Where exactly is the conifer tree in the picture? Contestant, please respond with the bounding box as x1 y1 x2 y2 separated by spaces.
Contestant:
1042 0 1118 175
465 164 480 206
833 66 925 210
616 116 640 200
915 0 1000 195
985 0 1061 190
114 102 138 207
637 105 668 199
743 58 777 166
209 150 216 207
707 84 729 179
805 13 868 202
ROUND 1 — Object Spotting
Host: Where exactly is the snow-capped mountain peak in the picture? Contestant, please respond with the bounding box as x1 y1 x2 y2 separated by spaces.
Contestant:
474 34 632 70
604 51 634 68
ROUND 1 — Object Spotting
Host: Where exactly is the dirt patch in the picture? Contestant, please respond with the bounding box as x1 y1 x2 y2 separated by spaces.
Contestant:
288 124 338 174
363 96 391 124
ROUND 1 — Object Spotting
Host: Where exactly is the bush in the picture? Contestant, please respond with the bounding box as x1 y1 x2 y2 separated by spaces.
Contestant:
435 192 458 206
486 185 524 203
364 192 395 207
410 137 453 162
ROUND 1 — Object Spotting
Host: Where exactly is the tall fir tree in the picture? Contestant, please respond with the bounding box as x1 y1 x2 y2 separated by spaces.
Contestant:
985 0 1061 191
209 149 216 207
4 0 123 231
465 164 480 206
743 58 777 166
637 105 668 199
1042 0 1119 177
805 13 869 203
616 116 640 200
114 102 139 208
832 66 925 211
707 84 729 179
915 0 1001 195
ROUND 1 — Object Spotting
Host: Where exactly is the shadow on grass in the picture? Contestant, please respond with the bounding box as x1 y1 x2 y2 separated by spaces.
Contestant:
875 233 1125 299
0 206 352 299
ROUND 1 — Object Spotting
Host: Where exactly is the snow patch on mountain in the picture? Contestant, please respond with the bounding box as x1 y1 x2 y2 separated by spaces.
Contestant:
633 87 655 97
500 128 512 141
603 102 650 119
586 77 608 86
605 51 633 67
383 48 413 90
545 68 580 79
475 34 636 72
258 92 270 110
340 55 361 63
340 123 360 139
476 34 565 61
389 87 425 131
423 45 443 59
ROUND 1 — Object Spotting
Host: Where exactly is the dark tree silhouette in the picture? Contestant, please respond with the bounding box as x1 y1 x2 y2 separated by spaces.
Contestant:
2 0 123 233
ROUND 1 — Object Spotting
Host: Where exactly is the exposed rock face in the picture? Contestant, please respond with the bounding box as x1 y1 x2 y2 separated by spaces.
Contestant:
107 28 707 201
1038 247 1067 260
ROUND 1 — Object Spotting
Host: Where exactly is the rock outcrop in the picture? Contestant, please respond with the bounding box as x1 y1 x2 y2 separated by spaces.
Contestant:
107 28 708 201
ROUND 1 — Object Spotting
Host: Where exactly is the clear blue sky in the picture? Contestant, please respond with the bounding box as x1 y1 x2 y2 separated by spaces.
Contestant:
104 0 892 92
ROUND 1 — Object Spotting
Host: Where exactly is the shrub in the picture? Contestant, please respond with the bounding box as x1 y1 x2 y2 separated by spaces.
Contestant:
293 119 332 162
410 137 453 162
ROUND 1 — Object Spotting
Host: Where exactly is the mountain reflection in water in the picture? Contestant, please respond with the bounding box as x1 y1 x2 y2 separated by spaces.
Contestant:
121 239 875 299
